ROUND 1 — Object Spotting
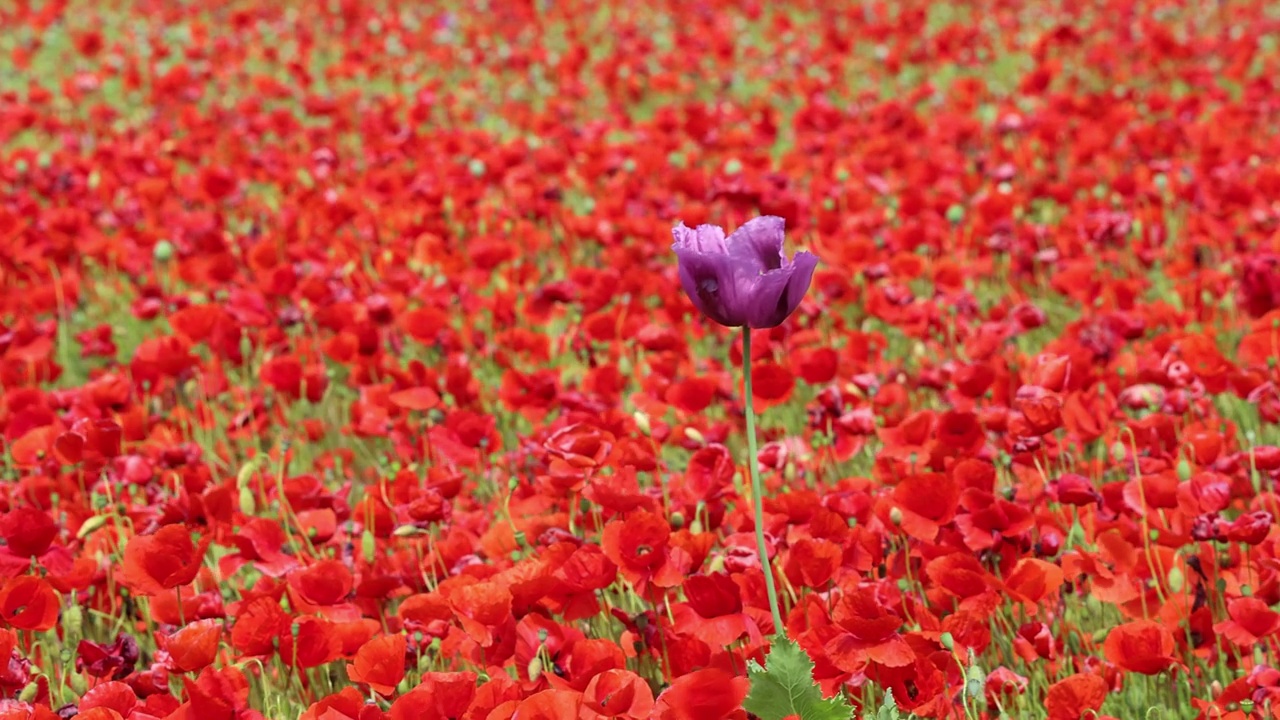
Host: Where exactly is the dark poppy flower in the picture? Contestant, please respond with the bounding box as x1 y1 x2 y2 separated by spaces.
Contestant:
77 634 140 681
671 216 818 328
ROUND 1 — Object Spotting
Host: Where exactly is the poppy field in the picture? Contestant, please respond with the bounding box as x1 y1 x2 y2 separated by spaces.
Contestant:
3 0 1280 718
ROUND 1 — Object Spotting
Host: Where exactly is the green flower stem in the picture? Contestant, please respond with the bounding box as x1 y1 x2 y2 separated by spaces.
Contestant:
744 326 786 637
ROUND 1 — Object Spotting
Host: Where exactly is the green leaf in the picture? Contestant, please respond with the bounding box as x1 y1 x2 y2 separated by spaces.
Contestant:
874 689 901 720
743 636 854 720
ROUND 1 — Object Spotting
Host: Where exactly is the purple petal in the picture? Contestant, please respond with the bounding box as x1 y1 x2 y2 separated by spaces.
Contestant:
674 245 748 327
672 222 728 254
744 251 819 329
727 216 786 273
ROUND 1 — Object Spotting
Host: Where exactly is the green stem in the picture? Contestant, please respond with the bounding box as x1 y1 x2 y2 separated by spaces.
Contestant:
744 327 786 637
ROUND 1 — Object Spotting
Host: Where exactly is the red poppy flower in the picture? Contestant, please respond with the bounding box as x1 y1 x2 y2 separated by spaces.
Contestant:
120 524 212 597
671 572 763 648
824 585 914 670
389 672 478 720
0 576 59 631
165 619 222 673
889 472 960 542
601 511 690 592
1103 620 1178 674
0 507 58 558
301 688 377 720
651 668 749 720
1214 597 1280 648
78 681 136 718
583 669 655 719
347 633 407 696
279 616 342 669
783 538 842 589
1045 673 1108 720
449 580 513 647
288 558 355 607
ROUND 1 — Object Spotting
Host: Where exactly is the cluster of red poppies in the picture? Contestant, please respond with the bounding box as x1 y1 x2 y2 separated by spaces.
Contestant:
1 0 1279 718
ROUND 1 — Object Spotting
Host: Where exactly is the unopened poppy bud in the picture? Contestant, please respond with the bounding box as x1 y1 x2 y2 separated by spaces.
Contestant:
1167 567 1185 594
889 507 903 526
68 671 86 696
393 525 427 537
707 554 726 574
236 460 257 488
966 665 985 697
684 427 705 445
513 530 527 548
62 604 83 640
527 656 543 682
689 518 703 534
940 632 955 651
18 680 38 703
633 411 651 436
76 514 110 540
239 486 256 516
1176 458 1192 482
1110 441 1126 463
361 529 377 563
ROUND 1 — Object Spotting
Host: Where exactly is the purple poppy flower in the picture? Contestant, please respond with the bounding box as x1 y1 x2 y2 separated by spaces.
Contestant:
671 216 819 329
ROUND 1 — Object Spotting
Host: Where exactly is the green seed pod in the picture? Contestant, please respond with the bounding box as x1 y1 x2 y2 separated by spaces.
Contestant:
153 240 175 263
361 529 377 563
669 512 685 530
63 603 84 641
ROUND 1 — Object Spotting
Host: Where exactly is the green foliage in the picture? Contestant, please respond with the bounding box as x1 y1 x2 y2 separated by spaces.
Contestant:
872 690 902 720
744 635 854 720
